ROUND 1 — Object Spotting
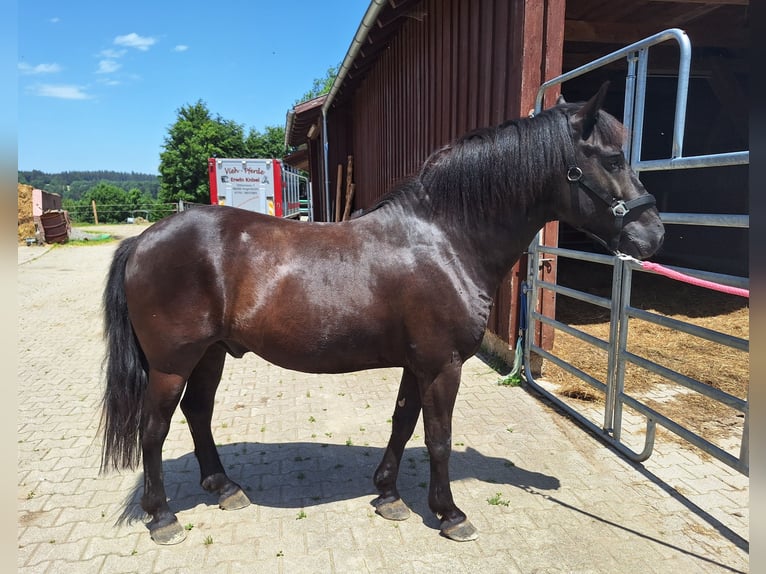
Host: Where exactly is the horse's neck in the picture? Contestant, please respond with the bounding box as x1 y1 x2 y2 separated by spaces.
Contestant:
363 163 557 294
455 205 551 293
372 195 551 295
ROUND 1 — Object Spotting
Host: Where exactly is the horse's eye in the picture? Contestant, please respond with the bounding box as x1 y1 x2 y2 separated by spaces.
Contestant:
603 154 623 172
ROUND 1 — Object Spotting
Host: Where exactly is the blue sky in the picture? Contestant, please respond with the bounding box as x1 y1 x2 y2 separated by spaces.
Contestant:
17 1 369 175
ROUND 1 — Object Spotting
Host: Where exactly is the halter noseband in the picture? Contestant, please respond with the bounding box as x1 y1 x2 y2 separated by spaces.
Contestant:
564 122 657 254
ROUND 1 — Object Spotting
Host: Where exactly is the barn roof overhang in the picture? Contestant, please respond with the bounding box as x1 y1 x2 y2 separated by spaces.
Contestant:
285 94 327 149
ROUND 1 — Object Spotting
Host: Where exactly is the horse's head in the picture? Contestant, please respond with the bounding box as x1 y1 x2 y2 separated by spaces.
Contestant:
553 83 664 259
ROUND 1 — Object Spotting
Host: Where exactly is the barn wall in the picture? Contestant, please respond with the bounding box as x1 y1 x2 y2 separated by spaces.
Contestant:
345 0 520 205
325 0 565 354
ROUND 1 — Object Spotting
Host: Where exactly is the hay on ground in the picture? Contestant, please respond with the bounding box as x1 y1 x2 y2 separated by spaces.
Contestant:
537 259 749 443
18 183 37 242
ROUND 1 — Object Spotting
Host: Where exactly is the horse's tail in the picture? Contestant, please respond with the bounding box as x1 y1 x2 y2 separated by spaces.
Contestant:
100 236 146 473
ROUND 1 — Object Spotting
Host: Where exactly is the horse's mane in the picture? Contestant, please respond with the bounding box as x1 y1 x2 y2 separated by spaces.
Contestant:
420 108 569 223
364 101 625 225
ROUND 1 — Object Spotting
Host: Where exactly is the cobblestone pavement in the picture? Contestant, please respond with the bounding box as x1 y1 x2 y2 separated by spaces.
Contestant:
18 224 748 573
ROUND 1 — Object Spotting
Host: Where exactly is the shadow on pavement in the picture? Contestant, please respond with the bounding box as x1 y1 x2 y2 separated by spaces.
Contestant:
114 442 559 528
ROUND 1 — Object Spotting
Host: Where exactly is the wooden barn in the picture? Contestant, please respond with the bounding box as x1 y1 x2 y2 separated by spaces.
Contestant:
284 0 749 363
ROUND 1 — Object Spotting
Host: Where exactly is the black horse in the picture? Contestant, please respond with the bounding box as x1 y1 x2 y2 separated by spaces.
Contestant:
100 83 663 544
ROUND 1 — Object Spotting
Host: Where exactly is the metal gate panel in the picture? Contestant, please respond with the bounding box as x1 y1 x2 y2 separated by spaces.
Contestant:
522 28 749 475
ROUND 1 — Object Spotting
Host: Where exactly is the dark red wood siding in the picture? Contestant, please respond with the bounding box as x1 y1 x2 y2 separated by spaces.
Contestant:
326 0 565 351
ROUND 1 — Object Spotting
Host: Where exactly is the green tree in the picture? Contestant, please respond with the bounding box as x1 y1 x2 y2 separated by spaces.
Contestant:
62 182 158 223
158 100 248 204
295 65 339 104
18 170 160 201
123 187 162 221
78 182 130 223
245 125 286 159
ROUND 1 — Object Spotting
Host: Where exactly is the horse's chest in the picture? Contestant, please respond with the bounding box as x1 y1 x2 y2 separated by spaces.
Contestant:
419 267 493 347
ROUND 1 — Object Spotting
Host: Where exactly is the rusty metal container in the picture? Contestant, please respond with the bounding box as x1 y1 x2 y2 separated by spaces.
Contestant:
39 211 70 244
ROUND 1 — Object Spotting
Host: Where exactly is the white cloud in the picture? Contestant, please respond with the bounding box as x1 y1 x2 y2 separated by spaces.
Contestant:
173 45 189 52
114 33 156 51
50 17 60 24
31 84 92 100
97 60 121 74
99 48 127 59
18 62 62 75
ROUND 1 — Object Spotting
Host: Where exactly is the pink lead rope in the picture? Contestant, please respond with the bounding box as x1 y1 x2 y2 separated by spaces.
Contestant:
637 260 749 299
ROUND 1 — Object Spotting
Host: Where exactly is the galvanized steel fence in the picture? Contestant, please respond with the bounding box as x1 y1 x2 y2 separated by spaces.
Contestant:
523 29 749 475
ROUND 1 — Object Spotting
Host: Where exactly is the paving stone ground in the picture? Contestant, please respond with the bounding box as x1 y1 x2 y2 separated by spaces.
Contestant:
17 224 748 573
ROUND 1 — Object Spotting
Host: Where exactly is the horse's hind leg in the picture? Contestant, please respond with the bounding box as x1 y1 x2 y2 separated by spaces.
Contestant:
372 368 422 521
181 344 251 511
141 369 188 545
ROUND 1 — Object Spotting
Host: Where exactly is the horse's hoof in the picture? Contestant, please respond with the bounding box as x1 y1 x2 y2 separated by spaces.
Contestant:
372 496 411 521
441 519 478 542
149 519 187 545
219 488 251 511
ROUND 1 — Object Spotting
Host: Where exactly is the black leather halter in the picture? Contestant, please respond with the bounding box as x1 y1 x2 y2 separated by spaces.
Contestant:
563 115 657 254
566 165 657 253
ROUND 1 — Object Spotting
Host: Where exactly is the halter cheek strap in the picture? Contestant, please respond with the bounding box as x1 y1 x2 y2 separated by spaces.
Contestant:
563 153 657 256
566 165 657 252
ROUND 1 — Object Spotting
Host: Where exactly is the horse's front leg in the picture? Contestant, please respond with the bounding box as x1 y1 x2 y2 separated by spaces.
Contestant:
373 367 422 521
141 369 187 545
422 356 478 541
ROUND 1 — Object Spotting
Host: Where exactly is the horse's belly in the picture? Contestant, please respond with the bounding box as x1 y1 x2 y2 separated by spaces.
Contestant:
251 342 398 375
234 323 402 375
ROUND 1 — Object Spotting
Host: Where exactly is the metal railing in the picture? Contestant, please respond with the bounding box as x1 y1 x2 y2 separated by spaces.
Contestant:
524 29 749 475
282 164 313 220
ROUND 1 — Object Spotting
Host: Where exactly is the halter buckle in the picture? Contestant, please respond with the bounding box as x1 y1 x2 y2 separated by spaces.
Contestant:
611 200 629 217
566 166 583 182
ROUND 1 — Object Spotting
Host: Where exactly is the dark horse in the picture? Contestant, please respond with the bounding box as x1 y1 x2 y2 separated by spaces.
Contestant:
100 84 663 545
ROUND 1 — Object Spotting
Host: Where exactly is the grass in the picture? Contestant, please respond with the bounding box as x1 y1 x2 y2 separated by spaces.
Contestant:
60 235 115 246
477 347 523 387
498 373 522 387
486 492 510 507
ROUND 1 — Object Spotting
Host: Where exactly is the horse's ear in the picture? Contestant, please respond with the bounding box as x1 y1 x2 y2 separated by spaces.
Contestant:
572 81 610 140
556 94 566 105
